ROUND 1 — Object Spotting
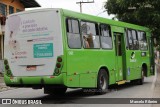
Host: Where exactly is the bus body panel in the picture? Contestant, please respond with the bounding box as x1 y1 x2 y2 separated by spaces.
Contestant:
65 49 116 87
4 9 63 77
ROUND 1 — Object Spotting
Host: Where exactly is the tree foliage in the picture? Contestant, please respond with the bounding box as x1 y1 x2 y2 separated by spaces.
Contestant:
104 0 160 38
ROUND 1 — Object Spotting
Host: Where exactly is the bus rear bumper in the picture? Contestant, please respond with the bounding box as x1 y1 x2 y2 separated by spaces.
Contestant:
3 73 67 87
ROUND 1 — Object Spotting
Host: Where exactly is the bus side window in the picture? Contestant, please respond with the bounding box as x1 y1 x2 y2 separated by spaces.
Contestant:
66 18 81 49
81 21 100 49
132 30 139 50
138 31 148 50
100 24 112 49
125 29 129 49
127 30 134 50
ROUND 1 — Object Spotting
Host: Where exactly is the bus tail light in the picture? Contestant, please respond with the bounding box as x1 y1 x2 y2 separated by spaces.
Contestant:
54 56 63 76
55 69 60 74
7 70 12 75
4 60 8 65
56 63 61 68
5 65 9 70
4 59 12 76
57 57 62 62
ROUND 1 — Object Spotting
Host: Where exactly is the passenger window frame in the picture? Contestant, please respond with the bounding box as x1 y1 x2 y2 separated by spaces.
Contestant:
66 18 82 49
99 24 113 49
127 29 134 50
137 31 148 51
80 20 100 49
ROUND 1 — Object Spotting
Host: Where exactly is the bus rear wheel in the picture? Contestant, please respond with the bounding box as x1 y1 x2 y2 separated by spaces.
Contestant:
44 86 67 95
96 69 109 95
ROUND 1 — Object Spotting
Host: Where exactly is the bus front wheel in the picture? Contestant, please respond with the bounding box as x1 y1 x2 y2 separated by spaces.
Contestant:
96 69 109 94
137 67 145 85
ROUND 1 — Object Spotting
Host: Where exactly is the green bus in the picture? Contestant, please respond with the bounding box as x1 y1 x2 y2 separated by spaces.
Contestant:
4 8 155 95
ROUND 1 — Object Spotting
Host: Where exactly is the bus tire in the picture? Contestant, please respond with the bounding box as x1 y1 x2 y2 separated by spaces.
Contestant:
96 69 109 95
44 86 67 95
137 67 144 85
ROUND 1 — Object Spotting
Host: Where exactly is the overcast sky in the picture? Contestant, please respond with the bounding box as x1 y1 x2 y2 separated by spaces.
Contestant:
27 0 114 19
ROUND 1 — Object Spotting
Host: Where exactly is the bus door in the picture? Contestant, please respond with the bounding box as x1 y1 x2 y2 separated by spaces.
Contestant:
114 32 125 81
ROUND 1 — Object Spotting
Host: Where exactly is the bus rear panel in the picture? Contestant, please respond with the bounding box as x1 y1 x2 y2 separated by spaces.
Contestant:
4 9 65 87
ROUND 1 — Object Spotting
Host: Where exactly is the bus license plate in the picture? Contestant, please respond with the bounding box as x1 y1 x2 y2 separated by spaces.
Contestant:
26 65 36 71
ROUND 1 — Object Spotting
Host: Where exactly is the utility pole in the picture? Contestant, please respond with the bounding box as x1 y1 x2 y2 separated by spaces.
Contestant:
76 0 94 13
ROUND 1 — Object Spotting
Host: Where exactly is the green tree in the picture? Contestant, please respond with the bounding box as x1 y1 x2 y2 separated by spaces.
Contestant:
104 0 160 40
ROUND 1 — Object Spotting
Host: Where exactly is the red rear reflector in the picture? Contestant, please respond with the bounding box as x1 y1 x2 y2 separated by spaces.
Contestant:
50 76 55 78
